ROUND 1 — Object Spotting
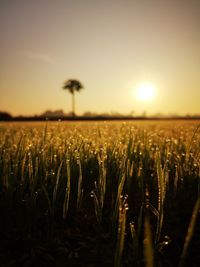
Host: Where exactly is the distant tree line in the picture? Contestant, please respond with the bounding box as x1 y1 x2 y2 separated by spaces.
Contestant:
0 112 12 120
1 110 200 121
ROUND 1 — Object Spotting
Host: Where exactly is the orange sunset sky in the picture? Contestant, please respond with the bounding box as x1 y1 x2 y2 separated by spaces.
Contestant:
1 0 200 116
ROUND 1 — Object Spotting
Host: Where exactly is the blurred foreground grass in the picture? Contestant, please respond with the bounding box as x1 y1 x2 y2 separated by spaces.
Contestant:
0 120 199 266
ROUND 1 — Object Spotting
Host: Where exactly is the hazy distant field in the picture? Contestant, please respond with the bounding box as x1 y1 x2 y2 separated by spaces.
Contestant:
0 120 199 266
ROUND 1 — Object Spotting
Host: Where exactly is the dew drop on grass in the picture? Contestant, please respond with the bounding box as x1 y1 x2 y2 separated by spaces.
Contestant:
163 235 171 245
90 192 94 198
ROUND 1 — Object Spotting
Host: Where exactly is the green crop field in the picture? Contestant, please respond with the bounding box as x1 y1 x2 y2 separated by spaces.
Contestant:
0 121 199 267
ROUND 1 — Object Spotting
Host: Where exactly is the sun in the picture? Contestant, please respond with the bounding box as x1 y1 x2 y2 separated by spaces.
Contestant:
135 83 156 101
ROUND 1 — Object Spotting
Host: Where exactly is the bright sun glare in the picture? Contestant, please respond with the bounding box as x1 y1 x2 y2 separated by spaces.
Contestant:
135 83 156 101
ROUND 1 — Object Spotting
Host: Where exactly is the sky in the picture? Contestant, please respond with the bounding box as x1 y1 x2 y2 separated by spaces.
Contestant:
1 0 200 116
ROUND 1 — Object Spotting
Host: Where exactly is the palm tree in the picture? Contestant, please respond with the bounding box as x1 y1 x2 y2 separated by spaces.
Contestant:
62 79 84 117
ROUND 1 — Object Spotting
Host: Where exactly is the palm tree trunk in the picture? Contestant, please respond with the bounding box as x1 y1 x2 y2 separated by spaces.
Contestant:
72 92 75 118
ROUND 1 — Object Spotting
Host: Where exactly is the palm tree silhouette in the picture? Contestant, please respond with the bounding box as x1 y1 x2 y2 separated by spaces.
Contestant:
62 79 84 117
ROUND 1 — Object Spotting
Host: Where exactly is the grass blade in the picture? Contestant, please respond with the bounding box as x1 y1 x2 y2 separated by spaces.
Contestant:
63 159 71 220
144 214 154 267
179 198 200 267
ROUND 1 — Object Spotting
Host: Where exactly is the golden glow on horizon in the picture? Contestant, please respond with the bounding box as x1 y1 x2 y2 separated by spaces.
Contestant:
134 83 156 102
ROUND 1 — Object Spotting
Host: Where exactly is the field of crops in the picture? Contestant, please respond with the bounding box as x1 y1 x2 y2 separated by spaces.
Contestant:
0 121 199 267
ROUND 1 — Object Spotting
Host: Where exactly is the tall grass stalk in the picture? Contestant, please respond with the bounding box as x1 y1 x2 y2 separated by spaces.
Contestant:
144 188 154 267
179 198 200 267
114 195 128 267
77 159 83 209
113 173 126 229
130 222 139 262
41 183 53 237
90 152 107 223
90 189 102 224
155 152 167 244
63 158 71 220
144 214 154 267
112 157 126 227
98 154 107 214
53 160 63 216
